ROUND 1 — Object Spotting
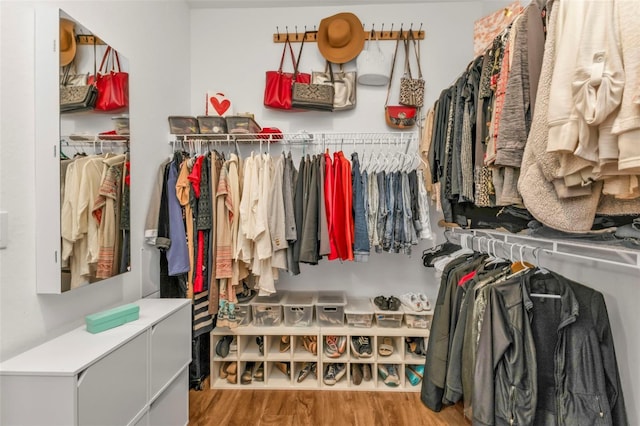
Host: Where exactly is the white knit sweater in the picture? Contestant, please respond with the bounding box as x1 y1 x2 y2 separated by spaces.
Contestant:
611 0 640 171
547 0 624 165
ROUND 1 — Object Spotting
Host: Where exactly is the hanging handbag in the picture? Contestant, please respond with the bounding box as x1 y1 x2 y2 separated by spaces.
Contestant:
357 30 391 86
264 37 311 110
292 33 334 112
312 61 356 111
60 60 97 113
399 31 425 108
385 33 417 129
90 46 129 111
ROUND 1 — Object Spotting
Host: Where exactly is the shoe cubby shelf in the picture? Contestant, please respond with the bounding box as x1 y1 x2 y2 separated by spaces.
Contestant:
210 323 429 392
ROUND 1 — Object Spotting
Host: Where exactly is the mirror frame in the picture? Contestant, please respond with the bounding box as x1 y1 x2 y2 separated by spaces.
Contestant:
35 8 131 294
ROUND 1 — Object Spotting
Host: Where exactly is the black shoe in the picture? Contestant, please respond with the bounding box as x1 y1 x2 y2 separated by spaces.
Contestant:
256 336 264 355
374 296 389 310
216 335 232 357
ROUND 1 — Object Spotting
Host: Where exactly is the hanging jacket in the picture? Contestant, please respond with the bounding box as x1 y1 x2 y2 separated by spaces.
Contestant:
473 271 628 426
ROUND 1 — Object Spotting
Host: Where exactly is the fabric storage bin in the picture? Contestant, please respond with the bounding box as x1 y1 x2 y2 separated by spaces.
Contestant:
345 298 374 328
315 291 347 327
235 301 252 327
283 291 316 327
404 309 433 329
371 300 404 328
197 116 227 134
226 116 261 135
250 293 284 327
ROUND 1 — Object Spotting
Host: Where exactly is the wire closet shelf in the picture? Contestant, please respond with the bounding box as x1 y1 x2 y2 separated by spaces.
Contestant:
445 227 640 270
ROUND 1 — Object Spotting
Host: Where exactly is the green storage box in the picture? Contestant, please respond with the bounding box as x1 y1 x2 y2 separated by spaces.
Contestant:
85 303 140 334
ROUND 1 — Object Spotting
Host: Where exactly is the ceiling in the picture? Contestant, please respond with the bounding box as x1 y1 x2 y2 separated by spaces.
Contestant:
187 0 473 8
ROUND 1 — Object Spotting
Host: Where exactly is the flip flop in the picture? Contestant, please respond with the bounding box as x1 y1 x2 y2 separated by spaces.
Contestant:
378 337 394 356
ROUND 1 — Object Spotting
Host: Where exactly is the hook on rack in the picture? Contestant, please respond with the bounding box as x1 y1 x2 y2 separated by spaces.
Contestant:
276 26 280 41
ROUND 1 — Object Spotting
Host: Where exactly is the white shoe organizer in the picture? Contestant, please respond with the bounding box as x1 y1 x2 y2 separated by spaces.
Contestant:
210 323 430 392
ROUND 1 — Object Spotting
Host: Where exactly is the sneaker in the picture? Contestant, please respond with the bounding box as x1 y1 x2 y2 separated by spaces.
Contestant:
324 336 340 358
297 362 315 383
229 336 238 353
351 364 363 385
378 364 400 387
337 336 347 354
324 363 346 385
350 336 373 358
417 293 432 311
324 364 337 385
399 292 423 311
334 363 346 382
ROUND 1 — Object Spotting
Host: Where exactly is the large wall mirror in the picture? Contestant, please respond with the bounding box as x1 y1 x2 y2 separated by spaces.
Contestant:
35 8 131 293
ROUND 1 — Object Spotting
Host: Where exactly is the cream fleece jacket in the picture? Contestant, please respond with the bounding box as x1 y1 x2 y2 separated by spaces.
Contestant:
547 0 624 164
611 0 640 171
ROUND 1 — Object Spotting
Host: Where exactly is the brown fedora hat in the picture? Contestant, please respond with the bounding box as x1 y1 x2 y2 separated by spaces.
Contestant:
59 18 77 67
317 12 365 64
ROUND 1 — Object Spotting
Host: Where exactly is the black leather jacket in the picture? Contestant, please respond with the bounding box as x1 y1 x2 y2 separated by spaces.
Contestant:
473 271 627 426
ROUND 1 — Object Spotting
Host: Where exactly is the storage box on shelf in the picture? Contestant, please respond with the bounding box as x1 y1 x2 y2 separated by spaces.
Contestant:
371 300 404 328
316 291 347 327
235 301 252 326
404 307 434 330
345 298 374 328
283 292 316 327
250 293 284 327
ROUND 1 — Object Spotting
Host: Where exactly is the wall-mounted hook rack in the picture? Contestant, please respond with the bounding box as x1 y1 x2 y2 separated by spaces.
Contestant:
272 28 425 43
76 34 106 45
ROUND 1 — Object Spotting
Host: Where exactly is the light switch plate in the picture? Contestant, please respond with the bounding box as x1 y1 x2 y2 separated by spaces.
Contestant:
0 211 7 249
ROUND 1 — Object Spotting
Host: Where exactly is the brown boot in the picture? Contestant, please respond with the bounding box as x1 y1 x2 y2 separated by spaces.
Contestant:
241 362 253 385
253 362 264 381
219 362 230 380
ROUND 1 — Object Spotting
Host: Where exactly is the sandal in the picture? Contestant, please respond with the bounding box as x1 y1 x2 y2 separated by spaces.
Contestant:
378 337 394 356
374 296 389 311
280 335 291 352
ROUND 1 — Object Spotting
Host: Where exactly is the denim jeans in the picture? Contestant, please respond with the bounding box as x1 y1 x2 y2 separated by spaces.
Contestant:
383 172 395 252
368 172 379 248
351 153 370 261
377 172 387 253
393 172 404 253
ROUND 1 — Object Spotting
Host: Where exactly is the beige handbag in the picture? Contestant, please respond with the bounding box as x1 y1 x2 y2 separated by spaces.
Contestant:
312 61 356 111
399 32 425 108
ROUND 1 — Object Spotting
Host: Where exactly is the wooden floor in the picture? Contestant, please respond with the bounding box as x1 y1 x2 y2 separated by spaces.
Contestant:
189 378 470 426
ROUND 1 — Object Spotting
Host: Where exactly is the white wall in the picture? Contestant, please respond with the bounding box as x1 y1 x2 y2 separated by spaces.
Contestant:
0 0 191 362
189 2 482 303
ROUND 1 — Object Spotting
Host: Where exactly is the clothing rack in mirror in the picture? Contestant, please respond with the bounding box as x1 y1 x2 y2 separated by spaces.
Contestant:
60 136 129 158
445 227 640 270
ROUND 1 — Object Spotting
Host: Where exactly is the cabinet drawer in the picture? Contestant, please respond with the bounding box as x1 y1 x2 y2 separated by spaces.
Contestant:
149 368 188 426
78 331 148 426
150 303 191 398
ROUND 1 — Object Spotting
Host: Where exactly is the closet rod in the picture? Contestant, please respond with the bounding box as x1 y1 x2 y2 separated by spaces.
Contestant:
446 228 640 269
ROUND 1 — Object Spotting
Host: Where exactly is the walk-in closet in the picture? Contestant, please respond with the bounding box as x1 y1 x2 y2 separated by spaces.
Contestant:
1 1 638 425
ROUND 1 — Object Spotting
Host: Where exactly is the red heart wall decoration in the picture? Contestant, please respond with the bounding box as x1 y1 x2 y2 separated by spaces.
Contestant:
211 97 231 116
208 92 231 116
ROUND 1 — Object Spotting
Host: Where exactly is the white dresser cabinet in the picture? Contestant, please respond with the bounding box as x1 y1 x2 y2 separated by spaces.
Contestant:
0 299 191 426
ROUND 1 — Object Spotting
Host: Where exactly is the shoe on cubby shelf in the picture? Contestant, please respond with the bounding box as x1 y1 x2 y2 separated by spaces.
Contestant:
350 336 373 358
296 362 317 383
378 364 400 387
324 363 346 386
351 363 363 385
254 362 264 382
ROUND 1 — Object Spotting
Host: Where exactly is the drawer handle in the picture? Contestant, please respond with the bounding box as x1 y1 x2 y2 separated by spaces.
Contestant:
322 307 337 313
